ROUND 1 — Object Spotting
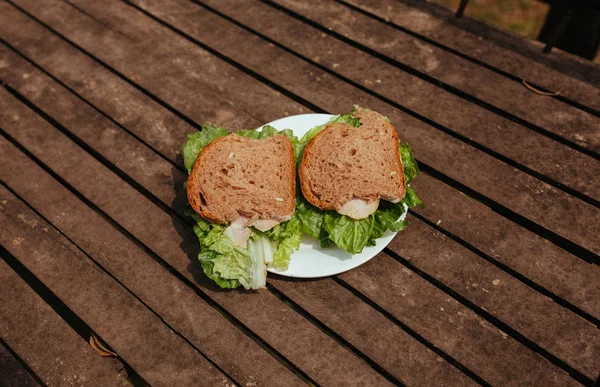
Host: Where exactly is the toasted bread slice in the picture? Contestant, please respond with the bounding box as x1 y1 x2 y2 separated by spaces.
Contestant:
299 108 405 211
187 133 295 224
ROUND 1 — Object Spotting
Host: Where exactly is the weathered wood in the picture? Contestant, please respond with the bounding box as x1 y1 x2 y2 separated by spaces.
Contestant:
0 161 232 386
389 214 600 379
410 173 600 320
0 339 41 387
0 43 190 216
2 14 598 330
3 0 308 126
341 0 600 112
338 254 579 387
7 0 594 322
0 259 128 386
268 276 479 386
0 89 391 387
197 0 600 201
0 38 570 387
2 30 598 380
53 0 599 255
1 1 598 385
266 0 600 154
5 0 600 308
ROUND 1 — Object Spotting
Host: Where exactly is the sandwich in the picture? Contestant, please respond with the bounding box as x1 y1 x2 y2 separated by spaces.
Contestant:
183 125 302 290
296 106 424 254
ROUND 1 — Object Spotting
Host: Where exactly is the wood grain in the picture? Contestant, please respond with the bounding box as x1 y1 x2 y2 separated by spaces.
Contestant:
2 32 597 380
1 266 123 387
0 183 230 386
342 0 600 112
64 0 599 255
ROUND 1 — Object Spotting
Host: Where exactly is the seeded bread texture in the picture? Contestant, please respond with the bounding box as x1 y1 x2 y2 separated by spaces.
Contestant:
299 108 406 210
187 133 295 224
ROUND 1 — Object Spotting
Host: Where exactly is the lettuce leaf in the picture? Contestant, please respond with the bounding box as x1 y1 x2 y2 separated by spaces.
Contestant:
295 109 423 255
183 124 302 289
262 214 302 269
322 211 375 255
183 125 228 173
188 209 250 289
400 143 418 185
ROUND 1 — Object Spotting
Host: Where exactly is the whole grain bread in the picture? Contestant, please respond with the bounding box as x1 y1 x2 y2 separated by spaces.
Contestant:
299 108 406 210
187 133 295 224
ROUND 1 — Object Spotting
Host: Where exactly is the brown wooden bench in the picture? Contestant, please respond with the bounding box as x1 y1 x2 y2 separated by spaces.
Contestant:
1 0 599 385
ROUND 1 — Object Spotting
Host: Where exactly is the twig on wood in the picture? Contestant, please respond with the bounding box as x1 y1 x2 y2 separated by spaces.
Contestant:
522 80 562 96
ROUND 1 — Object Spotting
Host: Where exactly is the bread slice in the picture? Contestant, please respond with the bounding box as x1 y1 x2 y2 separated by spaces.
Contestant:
187 133 295 224
299 108 406 211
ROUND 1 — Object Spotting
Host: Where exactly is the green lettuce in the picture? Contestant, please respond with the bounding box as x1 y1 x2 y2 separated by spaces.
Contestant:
183 124 302 290
262 214 302 269
183 124 228 173
295 109 424 254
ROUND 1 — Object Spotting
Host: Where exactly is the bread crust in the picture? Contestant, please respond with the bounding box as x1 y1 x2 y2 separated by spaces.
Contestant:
299 111 405 210
187 134 296 224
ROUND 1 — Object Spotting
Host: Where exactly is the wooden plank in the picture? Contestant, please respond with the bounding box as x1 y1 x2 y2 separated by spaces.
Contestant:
197 0 600 202
0 89 391 387
264 0 600 154
0 340 42 387
2 41 599 382
10 0 598 261
0 3 269 136
410 173 600 320
0 165 232 386
339 0 600 113
3 0 308 126
267 276 480 386
5 0 594 308
388 215 600 379
0 44 190 217
0 259 128 386
338 254 580 387
0 20 595 387
1 15 598 328
54 0 600 256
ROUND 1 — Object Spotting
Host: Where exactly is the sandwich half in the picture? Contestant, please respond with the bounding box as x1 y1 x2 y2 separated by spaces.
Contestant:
184 125 302 290
296 107 424 254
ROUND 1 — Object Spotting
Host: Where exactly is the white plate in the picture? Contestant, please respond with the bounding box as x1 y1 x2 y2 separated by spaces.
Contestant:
260 114 406 278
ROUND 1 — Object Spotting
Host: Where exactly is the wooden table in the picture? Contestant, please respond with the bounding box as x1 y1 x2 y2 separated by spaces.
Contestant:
1 0 599 386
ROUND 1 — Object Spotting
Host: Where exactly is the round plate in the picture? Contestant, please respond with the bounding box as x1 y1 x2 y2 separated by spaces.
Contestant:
261 114 406 278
